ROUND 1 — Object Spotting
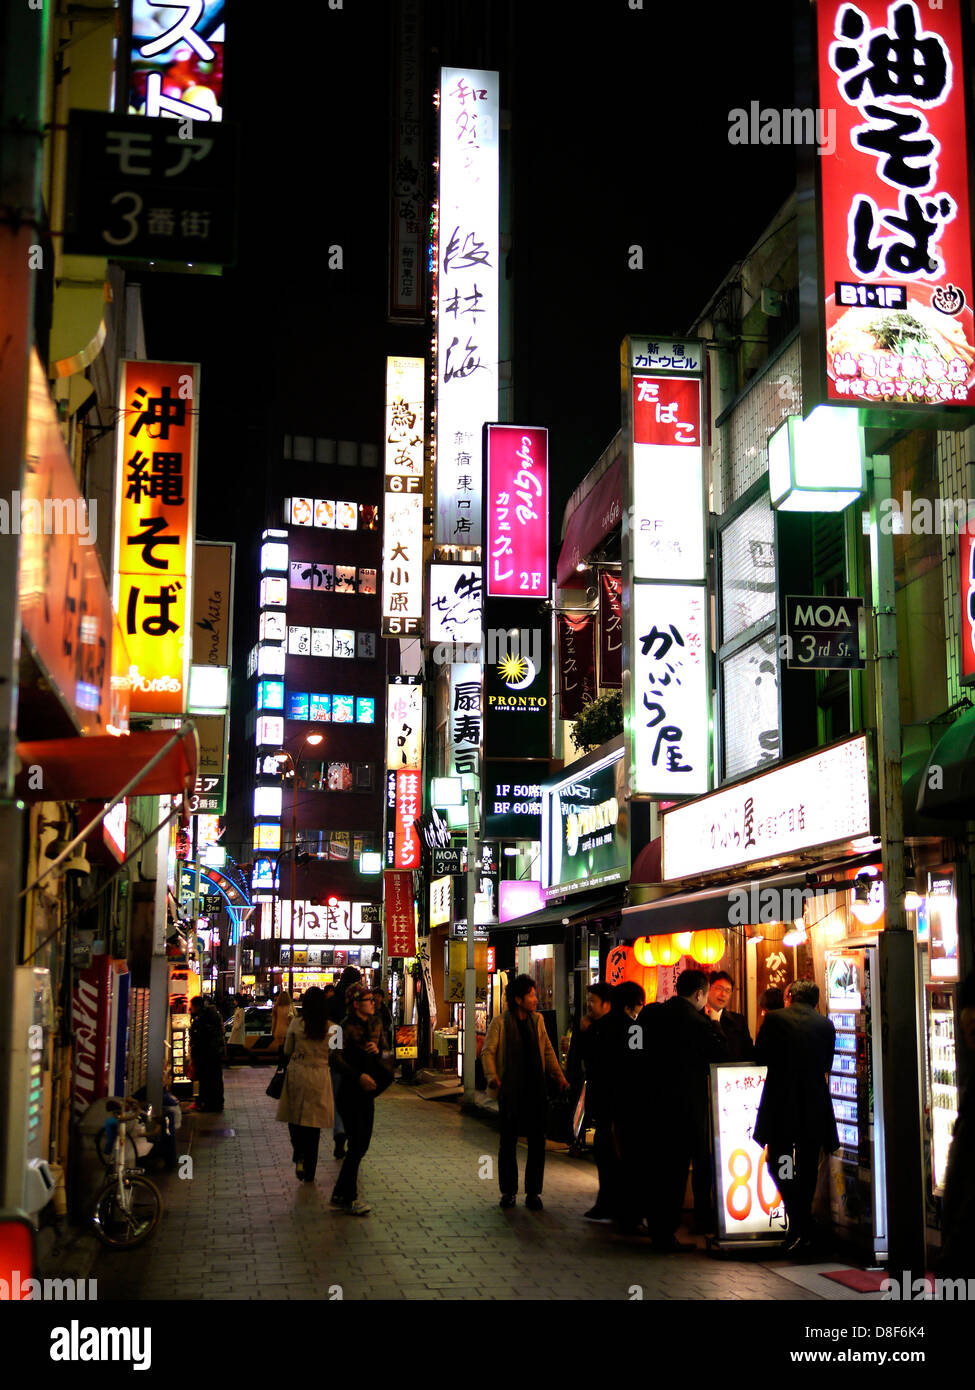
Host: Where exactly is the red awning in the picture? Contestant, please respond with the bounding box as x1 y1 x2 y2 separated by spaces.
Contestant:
15 727 198 802
556 454 623 586
630 836 662 884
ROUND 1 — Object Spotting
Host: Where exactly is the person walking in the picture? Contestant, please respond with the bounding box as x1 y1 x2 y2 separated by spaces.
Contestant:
276 986 336 1183
328 968 361 1160
480 973 569 1211
227 995 247 1067
754 978 838 1254
270 991 294 1052
644 969 728 1250
704 971 754 1061
329 984 392 1215
189 996 226 1113
607 981 649 1235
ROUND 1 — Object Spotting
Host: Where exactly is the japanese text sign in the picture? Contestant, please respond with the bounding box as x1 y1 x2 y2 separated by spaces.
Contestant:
558 612 597 721
450 661 481 780
711 1063 786 1240
817 0 975 408
128 0 225 121
386 681 423 770
662 734 873 880
394 771 422 871
64 111 238 265
19 353 131 736
383 872 414 961
631 375 705 582
114 360 198 715
428 564 483 645
389 0 424 320
435 68 499 546
486 425 549 597
632 584 709 796
599 570 623 688
383 356 425 637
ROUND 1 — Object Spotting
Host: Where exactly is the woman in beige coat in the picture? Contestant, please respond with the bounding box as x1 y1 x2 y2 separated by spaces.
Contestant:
275 987 335 1182
270 991 295 1051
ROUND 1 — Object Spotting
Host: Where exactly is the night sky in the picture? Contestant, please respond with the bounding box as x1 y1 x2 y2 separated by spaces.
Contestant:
140 0 797 554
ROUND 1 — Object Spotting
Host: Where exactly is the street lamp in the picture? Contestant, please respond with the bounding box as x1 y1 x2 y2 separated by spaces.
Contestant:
274 731 324 996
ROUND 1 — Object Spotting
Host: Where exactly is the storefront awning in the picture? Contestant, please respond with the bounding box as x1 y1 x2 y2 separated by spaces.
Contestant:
619 853 881 940
556 455 622 585
916 706 975 820
490 889 622 939
15 727 198 802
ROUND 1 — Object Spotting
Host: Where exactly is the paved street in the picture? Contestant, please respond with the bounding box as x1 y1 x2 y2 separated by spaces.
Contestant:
84 1066 868 1302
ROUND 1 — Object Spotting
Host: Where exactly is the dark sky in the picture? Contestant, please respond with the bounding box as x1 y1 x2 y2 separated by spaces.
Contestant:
141 0 797 551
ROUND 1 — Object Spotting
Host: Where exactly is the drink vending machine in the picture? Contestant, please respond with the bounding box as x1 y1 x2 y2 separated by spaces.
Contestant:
824 944 888 1261
926 983 958 1196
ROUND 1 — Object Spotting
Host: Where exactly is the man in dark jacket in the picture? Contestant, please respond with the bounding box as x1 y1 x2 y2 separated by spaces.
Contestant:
754 979 838 1253
705 971 754 1061
189 996 225 1113
578 982 619 1221
644 969 728 1249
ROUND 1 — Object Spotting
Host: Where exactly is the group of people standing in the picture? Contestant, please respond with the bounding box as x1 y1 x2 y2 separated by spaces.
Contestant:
578 968 839 1251
274 968 394 1216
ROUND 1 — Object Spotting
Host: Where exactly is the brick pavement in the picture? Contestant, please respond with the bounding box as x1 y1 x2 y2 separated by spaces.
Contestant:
88 1065 834 1302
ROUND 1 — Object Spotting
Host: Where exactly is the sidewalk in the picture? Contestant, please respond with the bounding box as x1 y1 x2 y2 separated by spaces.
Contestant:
70 1066 859 1301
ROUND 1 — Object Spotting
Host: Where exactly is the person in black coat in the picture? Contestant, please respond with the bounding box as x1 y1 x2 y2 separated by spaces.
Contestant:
705 971 754 1061
754 979 838 1252
643 969 728 1249
578 982 619 1221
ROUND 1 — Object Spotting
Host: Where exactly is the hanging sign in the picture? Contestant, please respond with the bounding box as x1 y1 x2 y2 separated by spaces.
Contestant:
485 425 549 598
815 0 975 409
382 356 425 637
557 612 597 721
785 595 865 670
385 871 417 957
435 68 500 546
114 360 198 715
599 570 623 688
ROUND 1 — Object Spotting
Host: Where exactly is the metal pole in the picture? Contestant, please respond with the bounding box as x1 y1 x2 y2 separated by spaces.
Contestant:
290 758 297 999
463 784 479 1103
147 796 171 1118
0 0 45 1209
867 448 926 1278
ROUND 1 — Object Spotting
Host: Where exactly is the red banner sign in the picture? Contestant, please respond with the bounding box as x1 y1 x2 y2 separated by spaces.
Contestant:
817 0 975 408
558 612 597 720
486 425 549 598
72 956 113 1121
394 768 422 870
599 570 622 688
962 523 975 683
384 871 416 957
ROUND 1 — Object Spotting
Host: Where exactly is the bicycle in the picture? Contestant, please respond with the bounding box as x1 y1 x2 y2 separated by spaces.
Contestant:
90 1098 162 1249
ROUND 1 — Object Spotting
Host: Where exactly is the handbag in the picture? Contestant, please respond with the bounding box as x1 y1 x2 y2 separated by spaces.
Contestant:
266 1052 289 1100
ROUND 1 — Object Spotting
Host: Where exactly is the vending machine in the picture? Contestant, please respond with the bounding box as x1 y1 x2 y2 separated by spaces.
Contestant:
824 944 888 1261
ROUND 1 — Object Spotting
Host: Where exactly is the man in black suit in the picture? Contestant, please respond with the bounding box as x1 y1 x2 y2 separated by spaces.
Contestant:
705 971 754 1061
643 969 728 1250
685 970 755 1232
754 979 838 1253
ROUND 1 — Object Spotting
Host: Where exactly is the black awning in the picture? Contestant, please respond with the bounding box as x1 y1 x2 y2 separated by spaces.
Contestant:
917 706 975 820
489 888 621 940
618 853 880 941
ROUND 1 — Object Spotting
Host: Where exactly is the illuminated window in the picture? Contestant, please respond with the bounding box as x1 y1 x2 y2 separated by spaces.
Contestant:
257 680 284 711
287 691 310 721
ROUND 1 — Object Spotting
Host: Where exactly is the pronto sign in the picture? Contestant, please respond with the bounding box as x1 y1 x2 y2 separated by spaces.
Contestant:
815 0 975 410
662 734 874 881
541 738 629 900
113 360 198 716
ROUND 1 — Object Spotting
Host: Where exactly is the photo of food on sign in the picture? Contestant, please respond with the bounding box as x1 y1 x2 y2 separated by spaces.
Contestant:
826 296 975 402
